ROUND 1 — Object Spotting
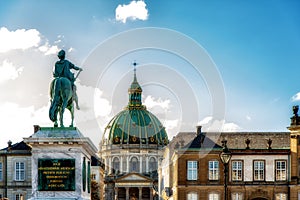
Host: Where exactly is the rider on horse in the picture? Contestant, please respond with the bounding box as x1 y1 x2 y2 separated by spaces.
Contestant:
53 50 82 110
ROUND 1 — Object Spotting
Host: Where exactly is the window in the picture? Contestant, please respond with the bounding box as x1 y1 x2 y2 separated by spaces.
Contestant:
275 193 287 200
276 160 287 181
187 161 198 180
232 192 243 200
187 192 198 200
232 161 243 181
112 157 120 173
91 173 96 180
15 162 25 181
253 160 264 181
209 193 220 200
130 157 139 172
15 194 24 200
149 157 157 172
0 162 2 181
209 160 219 180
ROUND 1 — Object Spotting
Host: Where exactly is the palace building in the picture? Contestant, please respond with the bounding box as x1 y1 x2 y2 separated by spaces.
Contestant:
0 141 32 200
159 127 291 200
157 106 300 200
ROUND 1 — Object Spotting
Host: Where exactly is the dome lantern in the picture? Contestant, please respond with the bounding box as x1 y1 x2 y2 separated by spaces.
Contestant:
128 61 143 109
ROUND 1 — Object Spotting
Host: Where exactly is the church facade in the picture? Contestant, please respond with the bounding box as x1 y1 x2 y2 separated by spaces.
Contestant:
99 68 168 200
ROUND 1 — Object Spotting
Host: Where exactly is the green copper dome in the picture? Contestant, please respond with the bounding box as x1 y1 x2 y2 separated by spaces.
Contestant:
103 66 169 146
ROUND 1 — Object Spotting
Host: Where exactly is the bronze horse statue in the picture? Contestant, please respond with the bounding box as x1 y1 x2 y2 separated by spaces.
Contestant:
49 77 74 127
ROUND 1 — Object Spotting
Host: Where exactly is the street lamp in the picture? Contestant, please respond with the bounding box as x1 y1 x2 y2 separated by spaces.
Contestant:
220 140 232 200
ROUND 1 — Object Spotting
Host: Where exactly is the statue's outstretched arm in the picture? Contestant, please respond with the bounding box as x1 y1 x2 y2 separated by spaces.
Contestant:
69 61 82 71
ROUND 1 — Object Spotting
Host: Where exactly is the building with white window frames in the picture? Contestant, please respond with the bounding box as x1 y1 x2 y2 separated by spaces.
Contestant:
0 141 32 200
159 125 291 200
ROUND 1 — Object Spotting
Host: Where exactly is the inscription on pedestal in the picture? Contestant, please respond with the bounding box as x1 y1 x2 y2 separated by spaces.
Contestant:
38 159 75 191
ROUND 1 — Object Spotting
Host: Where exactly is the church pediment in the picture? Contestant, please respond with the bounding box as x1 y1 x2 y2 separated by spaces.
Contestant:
115 173 153 183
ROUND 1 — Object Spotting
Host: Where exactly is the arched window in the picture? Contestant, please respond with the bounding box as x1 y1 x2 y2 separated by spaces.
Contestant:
149 157 157 172
187 192 198 200
130 157 139 172
112 157 120 173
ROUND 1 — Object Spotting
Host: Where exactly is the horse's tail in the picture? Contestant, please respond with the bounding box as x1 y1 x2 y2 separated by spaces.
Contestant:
49 78 60 122
49 101 58 122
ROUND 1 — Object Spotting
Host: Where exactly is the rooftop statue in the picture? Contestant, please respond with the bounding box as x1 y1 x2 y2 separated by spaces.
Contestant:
49 50 83 127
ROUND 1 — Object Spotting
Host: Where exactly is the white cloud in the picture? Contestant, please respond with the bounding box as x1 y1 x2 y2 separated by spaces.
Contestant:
38 42 59 55
94 88 112 117
199 116 213 125
246 115 251 121
198 116 241 132
0 102 50 148
115 0 149 23
221 122 241 132
0 27 41 53
142 95 179 137
0 27 60 56
74 80 112 121
0 60 24 84
68 47 75 53
164 119 179 130
144 95 170 110
292 92 300 102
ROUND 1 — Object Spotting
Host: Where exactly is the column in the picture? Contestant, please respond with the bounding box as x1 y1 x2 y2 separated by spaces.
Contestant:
127 157 130 173
105 157 109 175
120 156 123 173
126 187 129 200
146 157 149 173
150 187 153 200
114 188 118 200
140 156 143 173
109 157 112 174
139 187 142 200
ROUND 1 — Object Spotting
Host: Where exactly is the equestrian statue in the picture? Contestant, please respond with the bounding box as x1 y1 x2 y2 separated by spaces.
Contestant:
49 50 83 127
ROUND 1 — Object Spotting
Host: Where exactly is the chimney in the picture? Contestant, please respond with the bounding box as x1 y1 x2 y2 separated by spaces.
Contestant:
7 140 12 152
33 125 40 133
196 126 205 145
196 126 202 135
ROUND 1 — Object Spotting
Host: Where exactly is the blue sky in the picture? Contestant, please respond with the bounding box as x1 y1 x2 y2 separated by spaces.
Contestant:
0 0 299 149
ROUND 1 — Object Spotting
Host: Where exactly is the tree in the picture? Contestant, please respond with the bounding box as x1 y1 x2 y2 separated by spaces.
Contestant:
91 180 101 200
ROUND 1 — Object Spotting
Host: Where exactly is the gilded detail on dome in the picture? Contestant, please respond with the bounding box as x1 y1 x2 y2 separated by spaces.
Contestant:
102 66 169 146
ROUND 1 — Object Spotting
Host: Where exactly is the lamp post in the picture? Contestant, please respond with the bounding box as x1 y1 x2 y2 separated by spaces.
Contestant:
220 140 232 200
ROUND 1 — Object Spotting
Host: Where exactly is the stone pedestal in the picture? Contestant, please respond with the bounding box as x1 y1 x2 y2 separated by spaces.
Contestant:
24 127 97 200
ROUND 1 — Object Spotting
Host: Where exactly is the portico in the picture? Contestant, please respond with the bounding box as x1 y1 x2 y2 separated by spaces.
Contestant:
114 173 154 200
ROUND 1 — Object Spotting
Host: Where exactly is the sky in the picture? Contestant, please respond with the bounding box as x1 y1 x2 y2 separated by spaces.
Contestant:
0 0 299 149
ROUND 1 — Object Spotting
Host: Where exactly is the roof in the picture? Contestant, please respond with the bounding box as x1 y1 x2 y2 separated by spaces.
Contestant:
172 131 290 152
102 68 169 146
29 127 85 138
183 133 222 150
0 141 31 155
219 132 290 149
